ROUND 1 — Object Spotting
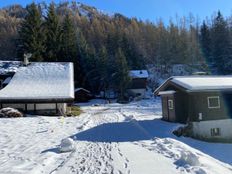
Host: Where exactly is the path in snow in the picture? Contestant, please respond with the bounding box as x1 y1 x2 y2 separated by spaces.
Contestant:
0 98 232 174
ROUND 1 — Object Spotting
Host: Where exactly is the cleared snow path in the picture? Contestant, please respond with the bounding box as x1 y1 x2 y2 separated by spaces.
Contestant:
0 98 232 174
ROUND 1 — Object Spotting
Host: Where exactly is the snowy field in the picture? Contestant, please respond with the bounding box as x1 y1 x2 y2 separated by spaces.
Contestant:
0 98 232 174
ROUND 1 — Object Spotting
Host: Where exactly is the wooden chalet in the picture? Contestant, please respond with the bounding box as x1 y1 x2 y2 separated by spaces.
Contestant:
128 70 148 99
75 88 92 102
155 76 232 141
0 62 74 115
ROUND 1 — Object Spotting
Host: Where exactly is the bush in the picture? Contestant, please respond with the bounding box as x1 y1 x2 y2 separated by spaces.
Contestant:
66 106 82 116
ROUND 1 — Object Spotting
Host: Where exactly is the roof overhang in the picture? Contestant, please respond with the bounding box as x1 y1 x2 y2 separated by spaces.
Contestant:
154 77 188 96
158 90 176 95
0 97 74 104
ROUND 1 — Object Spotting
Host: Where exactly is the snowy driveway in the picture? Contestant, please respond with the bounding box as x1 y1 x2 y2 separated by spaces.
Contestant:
0 99 232 174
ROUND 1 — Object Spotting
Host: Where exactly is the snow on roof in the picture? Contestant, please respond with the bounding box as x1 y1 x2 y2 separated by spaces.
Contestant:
0 62 74 101
129 70 149 78
158 90 176 95
171 76 232 91
2 77 11 84
0 61 21 75
75 88 90 93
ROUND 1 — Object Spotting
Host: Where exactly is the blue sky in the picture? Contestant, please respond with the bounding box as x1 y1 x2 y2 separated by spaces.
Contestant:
1 0 232 22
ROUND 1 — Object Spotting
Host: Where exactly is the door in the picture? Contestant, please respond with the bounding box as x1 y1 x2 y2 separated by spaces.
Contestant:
162 96 168 120
167 96 176 122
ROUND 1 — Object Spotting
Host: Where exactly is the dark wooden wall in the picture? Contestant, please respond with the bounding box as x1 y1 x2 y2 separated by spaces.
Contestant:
188 92 231 121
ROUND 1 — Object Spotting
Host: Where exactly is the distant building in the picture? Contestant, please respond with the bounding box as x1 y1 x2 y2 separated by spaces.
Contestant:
0 62 74 115
154 76 232 141
75 88 92 102
128 70 148 99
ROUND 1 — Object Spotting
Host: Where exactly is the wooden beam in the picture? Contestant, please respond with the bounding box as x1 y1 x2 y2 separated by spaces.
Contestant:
56 103 58 114
34 103 36 113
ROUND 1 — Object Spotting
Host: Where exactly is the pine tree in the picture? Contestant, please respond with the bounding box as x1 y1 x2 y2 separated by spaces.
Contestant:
114 48 131 101
120 34 144 69
60 13 77 62
97 46 108 92
18 3 45 61
211 11 232 74
200 21 212 63
44 2 61 62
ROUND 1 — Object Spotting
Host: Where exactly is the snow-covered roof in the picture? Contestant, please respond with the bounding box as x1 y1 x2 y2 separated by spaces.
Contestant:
129 70 149 79
155 76 232 94
75 88 90 93
2 77 11 84
0 62 74 102
0 61 21 75
172 76 232 91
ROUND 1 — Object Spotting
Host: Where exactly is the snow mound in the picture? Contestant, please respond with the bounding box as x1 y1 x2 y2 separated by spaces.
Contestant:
0 107 23 118
179 151 200 166
124 115 134 122
59 138 76 153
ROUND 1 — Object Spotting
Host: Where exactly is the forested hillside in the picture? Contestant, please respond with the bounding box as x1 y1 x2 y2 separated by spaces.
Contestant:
0 2 232 94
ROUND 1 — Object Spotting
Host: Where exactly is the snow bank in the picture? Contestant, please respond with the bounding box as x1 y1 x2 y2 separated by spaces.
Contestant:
179 151 200 166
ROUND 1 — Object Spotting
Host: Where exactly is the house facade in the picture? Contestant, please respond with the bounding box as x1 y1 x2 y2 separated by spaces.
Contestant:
154 76 232 141
128 70 148 99
75 88 92 102
0 62 74 115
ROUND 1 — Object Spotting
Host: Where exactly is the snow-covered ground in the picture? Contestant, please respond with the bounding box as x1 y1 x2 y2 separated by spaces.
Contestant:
0 98 232 174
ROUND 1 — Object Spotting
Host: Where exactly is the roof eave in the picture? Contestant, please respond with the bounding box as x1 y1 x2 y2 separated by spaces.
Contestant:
0 97 74 104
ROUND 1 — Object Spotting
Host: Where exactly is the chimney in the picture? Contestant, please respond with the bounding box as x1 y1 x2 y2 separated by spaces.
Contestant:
23 53 32 66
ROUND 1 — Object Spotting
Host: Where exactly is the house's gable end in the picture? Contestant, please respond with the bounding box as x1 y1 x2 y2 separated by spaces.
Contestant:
154 77 188 95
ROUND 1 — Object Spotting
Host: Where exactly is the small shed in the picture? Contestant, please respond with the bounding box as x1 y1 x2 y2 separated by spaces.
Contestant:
75 88 92 102
154 76 232 141
0 62 74 115
128 70 148 99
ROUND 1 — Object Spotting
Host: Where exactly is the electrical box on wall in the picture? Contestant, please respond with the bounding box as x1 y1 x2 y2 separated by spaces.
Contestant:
198 113 202 120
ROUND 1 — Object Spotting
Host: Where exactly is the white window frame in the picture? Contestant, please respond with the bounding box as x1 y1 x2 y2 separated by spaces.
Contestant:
207 96 220 109
210 128 221 136
168 99 173 110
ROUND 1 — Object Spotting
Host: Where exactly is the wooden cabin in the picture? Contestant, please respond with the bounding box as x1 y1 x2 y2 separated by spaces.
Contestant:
0 62 74 115
127 70 148 99
154 76 232 141
75 88 92 102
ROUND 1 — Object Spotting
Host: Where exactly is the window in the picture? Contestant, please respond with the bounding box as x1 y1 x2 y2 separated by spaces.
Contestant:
207 96 220 109
168 99 173 109
211 128 221 136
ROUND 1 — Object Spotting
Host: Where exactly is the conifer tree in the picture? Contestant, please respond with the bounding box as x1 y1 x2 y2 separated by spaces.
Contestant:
97 46 108 92
200 21 211 63
18 3 45 61
115 48 131 101
211 11 232 74
60 13 77 62
44 2 61 62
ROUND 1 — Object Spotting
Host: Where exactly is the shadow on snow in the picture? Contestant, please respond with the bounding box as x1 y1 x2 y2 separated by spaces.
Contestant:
71 119 179 142
70 118 232 165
